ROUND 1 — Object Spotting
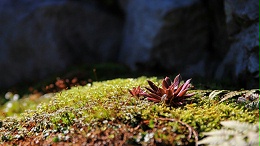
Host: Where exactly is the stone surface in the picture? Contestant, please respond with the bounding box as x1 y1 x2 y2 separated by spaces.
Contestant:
119 0 228 77
0 0 122 88
216 0 259 88
0 0 258 89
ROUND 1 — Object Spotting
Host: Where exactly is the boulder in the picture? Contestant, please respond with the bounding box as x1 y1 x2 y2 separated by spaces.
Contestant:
119 0 228 77
0 0 258 89
0 0 123 88
216 0 259 88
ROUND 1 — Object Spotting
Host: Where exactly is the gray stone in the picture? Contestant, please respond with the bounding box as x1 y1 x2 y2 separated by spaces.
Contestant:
216 0 259 88
0 0 122 88
119 0 180 69
119 0 228 78
0 0 258 89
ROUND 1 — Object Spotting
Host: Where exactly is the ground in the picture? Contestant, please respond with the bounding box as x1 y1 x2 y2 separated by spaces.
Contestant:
0 64 258 145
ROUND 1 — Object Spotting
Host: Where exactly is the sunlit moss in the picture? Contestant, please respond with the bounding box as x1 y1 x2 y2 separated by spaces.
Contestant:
0 94 53 119
0 77 258 145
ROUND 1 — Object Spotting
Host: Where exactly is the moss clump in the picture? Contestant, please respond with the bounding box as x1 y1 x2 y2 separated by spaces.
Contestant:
0 77 258 145
0 93 53 119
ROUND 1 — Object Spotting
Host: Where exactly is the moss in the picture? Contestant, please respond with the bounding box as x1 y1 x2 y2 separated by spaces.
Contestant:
0 77 258 145
0 93 53 119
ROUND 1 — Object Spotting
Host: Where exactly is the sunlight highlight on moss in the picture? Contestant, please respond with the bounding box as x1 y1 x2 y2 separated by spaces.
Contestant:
0 77 258 145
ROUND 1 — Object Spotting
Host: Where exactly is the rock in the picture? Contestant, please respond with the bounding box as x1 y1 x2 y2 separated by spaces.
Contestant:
0 0 257 89
119 0 228 77
216 0 259 88
0 0 123 88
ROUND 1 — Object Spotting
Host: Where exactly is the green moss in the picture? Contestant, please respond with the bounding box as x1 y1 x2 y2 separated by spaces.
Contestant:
0 94 53 119
0 77 258 145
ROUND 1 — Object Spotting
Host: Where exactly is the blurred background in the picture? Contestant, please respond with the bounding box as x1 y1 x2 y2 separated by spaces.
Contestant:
0 0 259 92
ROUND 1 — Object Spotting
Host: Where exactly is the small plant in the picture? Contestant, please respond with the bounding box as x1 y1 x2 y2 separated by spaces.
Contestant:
208 89 259 109
130 74 194 107
144 74 194 107
198 120 259 146
129 86 145 98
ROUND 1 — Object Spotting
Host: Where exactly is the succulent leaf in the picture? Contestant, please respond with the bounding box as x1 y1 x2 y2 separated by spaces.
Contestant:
173 74 181 90
184 93 195 97
177 89 188 97
162 80 169 90
145 87 157 94
180 79 191 92
147 93 162 100
174 85 183 95
162 77 172 90
147 80 159 92
147 97 161 103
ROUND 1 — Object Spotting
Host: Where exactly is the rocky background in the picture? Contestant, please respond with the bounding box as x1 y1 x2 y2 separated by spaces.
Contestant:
0 0 258 89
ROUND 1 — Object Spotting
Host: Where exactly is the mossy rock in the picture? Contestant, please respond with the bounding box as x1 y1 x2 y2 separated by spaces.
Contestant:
0 77 258 145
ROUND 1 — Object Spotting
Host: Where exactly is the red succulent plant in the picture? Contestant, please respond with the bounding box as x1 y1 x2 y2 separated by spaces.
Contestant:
129 86 146 98
141 74 195 107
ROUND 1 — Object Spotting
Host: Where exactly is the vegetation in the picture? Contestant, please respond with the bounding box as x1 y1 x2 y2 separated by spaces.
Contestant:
135 74 195 107
209 89 259 110
0 73 258 145
198 120 259 146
